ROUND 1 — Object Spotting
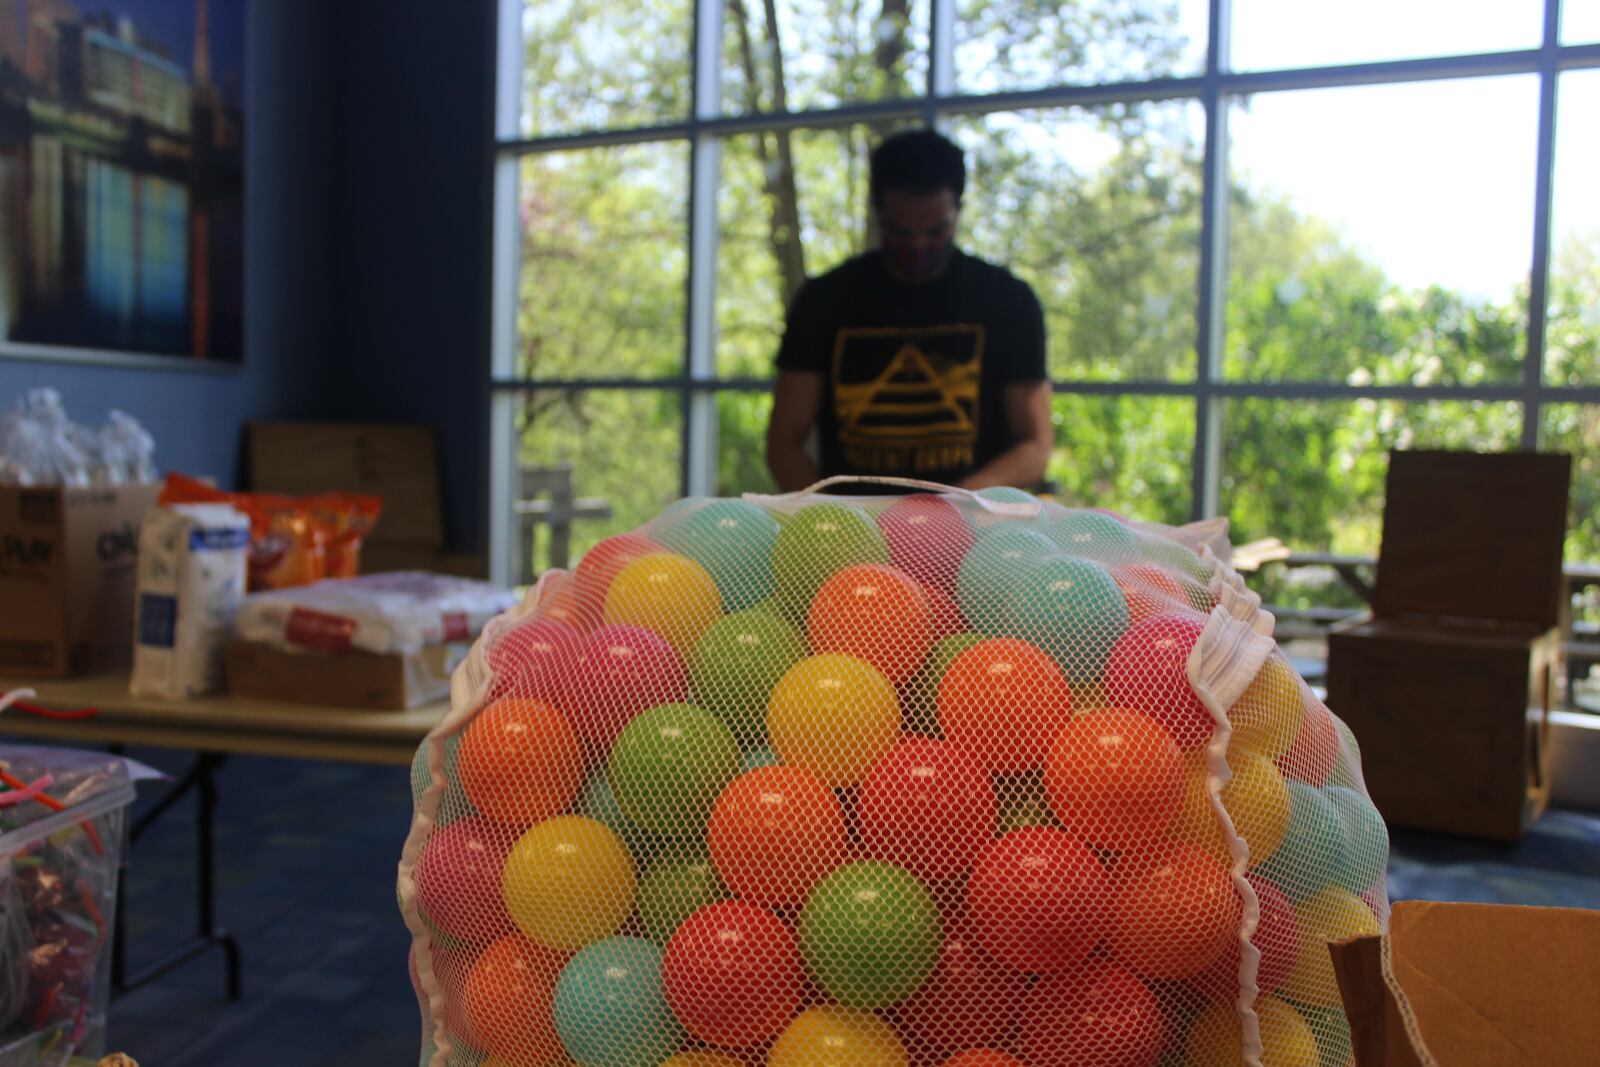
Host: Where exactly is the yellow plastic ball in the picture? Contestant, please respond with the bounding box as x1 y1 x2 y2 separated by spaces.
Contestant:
768 654 900 787
1283 886 1383 1008
1186 994 1319 1067
603 551 722 657
501 815 636 951
769 1006 908 1067
1228 654 1306 758
1171 748 1292 866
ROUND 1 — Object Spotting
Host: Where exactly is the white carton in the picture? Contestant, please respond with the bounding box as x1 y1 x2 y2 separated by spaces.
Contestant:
129 504 249 699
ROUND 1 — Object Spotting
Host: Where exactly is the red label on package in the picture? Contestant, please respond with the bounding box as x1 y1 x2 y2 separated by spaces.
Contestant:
441 612 470 642
284 607 356 654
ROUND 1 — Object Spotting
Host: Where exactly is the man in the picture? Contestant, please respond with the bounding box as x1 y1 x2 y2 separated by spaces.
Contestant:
765 128 1052 492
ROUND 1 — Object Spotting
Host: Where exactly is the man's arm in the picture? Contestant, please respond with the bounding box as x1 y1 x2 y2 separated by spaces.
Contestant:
958 379 1053 490
766 370 825 492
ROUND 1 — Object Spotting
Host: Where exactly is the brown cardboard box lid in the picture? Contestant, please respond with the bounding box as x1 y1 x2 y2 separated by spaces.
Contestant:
1331 900 1600 1067
244 422 443 547
1373 450 1571 630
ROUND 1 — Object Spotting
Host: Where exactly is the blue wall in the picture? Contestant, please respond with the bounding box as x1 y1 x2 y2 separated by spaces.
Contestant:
0 0 338 488
1 1 496 557
327 1 494 557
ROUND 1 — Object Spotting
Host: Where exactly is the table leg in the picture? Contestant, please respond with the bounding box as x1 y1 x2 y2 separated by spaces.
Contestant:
110 751 243 1000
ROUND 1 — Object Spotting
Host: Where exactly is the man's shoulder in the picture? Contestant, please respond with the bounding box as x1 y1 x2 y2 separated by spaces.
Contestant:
805 251 881 290
958 250 1039 302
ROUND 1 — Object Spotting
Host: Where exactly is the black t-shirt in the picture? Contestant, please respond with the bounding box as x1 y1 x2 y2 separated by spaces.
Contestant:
775 248 1047 486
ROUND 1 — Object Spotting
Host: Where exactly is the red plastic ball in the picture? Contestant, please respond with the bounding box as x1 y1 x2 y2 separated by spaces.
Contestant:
877 493 976 596
895 920 1028 1058
858 737 997 884
808 563 936 685
1043 710 1185 851
937 638 1075 774
941 1052 1025 1067
463 934 567 1064
1191 872 1301 1000
559 623 688 752
457 698 583 826
1102 613 1215 749
416 817 517 944
1016 959 1164 1067
1110 563 1212 626
1109 841 1241 981
574 531 663 604
662 900 806 1047
707 765 848 910
484 617 581 703
965 827 1110 974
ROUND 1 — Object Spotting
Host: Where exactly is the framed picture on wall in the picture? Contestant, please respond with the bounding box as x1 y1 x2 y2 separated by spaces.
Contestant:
0 0 245 368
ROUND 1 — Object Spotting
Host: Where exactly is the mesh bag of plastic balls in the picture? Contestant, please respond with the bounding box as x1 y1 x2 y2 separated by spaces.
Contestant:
398 477 1389 1067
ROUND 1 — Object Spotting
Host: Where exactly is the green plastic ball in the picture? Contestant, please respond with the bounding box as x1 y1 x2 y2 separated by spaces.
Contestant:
582 769 659 860
654 498 781 613
1326 785 1388 893
690 606 807 746
637 846 726 944
1042 511 1138 564
956 527 1057 632
609 703 741 837
1257 781 1345 902
1006 555 1130 687
772 503 890 619
798 860 942 1010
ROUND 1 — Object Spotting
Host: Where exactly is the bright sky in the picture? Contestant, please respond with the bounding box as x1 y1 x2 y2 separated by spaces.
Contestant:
1210 0 1600 301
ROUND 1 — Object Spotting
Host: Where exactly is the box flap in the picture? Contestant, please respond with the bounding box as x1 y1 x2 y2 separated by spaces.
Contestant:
1374 450 1570 628
245 422 443 547
1332 900 1600 1067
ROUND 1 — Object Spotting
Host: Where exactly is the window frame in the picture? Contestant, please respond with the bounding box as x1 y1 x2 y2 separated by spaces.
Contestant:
488 0 1600 584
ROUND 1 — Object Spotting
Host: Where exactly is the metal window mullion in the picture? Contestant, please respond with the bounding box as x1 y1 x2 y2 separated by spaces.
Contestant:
489 0 526 586
1190 0 1231 522
1525 0 1564 449
928 0 956 123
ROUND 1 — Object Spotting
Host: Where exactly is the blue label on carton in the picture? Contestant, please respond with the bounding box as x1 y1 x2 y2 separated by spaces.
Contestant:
189 527 249 551
137 593 178 648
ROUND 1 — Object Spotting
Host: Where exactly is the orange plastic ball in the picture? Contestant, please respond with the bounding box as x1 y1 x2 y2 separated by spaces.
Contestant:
463 934 567 1064
807 563 936 685
707 765 848 910
1044 709 1184 850
1109 840 1241 981
938 637 1074 774
458 698 583 827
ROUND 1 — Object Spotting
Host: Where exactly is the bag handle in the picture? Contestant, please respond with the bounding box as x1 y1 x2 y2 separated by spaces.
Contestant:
744 475 1042 519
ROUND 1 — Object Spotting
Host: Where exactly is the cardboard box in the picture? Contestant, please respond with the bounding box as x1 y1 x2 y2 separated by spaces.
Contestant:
1331 900 1600 1066
225 638 462 710
0 484 159 677
1327 450 1571 841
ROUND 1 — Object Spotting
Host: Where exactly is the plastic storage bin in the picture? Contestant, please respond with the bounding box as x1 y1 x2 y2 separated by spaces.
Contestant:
0 744 136 1066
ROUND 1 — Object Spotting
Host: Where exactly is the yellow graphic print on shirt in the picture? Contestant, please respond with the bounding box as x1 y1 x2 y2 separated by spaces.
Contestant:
831 324 985 475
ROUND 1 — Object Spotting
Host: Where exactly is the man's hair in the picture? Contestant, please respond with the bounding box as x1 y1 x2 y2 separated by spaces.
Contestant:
869 128 966 207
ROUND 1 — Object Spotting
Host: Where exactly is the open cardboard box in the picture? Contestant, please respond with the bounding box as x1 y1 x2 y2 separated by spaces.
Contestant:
1331 900 1600 1066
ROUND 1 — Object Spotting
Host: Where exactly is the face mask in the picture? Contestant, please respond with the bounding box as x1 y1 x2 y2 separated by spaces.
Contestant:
884 237 952 284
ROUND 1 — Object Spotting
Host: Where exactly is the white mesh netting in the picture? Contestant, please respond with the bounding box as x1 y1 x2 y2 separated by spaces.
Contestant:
398 479 1388 1067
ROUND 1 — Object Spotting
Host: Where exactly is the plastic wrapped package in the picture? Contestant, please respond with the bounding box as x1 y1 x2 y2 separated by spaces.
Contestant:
397 478 1388 1067
0 740 144 1065
234 573 518 656
0 391 157 489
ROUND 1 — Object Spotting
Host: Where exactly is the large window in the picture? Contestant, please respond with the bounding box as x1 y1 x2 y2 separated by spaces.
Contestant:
491 0 1600 581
